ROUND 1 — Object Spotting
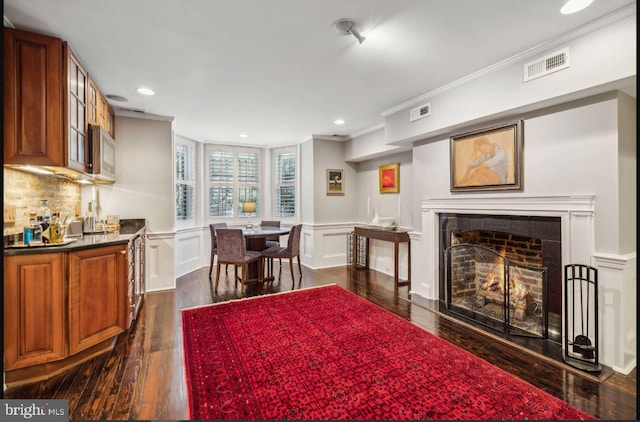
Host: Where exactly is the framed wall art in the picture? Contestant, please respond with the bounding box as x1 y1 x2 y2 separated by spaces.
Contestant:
326 169 344 195
450 121 523 192
379 163 399 193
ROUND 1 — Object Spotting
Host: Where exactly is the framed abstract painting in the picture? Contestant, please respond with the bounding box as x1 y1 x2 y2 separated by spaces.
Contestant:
379 163 399 193
450 121 523 192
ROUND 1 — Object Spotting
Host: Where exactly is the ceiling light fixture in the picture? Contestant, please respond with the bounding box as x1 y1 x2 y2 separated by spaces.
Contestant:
560 0 594 14
332 18 366 45
334 119 345 125
106 94 129 102
239 132 249 138
136 87 155 96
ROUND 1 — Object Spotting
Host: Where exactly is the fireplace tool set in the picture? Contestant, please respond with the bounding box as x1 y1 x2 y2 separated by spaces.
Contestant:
563 264 601 373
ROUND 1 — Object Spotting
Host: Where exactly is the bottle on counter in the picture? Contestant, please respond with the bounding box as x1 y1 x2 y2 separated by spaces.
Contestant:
30 212 43 242
37 199 52 242
84 201 96 232
50 213 64 244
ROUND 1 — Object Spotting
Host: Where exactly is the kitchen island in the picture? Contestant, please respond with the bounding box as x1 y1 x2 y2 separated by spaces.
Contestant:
3 219 145 386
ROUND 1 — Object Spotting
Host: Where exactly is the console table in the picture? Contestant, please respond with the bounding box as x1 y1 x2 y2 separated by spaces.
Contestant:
352 226 411 290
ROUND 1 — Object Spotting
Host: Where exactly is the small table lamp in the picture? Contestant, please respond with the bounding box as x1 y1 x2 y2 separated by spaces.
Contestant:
242 201 256 228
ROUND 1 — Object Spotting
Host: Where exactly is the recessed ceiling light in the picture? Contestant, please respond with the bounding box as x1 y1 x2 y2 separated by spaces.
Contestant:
105 94 129 102
239 132 249 138
560 0 593 14
136 87 155 96
334 119 345 125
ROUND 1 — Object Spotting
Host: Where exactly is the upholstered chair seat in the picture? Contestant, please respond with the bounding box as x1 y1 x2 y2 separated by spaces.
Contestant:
261 224 302 285
214 228 262 291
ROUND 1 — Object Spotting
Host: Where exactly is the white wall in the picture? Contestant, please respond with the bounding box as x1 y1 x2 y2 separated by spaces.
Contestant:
618 92 637 254
383 12 636 148
312 138 357 224
84 115 177 292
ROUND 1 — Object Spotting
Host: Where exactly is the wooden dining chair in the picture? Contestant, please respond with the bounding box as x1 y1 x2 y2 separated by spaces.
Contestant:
261 224 302 285
208 222 229 277
261 220 281 274
214 229 263 291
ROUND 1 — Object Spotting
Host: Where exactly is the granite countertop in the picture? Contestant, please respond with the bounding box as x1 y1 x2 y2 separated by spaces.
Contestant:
3 218 145 256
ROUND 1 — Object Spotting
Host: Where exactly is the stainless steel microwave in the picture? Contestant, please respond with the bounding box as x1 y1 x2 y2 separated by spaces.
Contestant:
89 124 116 182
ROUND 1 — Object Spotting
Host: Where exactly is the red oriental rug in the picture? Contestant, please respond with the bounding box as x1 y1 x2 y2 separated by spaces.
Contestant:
181 285 596 420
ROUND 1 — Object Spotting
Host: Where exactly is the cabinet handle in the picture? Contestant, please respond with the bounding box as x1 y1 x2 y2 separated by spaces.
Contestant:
121 250 127 255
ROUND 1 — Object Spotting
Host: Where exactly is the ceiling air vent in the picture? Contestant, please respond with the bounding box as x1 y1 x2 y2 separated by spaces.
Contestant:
409 102 431 122
524 48 570 82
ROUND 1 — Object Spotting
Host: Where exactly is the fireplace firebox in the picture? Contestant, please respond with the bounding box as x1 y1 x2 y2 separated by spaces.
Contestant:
439 214 562 345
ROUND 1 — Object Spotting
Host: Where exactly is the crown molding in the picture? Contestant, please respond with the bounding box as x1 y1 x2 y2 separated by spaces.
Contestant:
381 4 637 118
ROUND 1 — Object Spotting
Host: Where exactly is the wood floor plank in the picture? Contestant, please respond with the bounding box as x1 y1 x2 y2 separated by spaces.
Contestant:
3 263 636 420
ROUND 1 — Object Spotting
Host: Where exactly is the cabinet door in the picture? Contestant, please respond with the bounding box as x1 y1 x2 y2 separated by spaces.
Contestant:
4 253 66 370
3 28 65 166
87 78 99 126
68 244 128 354
65 45 89 173
105 103 116 139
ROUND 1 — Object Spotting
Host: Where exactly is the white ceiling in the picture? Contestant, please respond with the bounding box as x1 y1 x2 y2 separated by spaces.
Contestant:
3 0 636 147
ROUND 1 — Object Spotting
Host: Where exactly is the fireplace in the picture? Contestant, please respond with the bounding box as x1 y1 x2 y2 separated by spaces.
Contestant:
439 214 562 344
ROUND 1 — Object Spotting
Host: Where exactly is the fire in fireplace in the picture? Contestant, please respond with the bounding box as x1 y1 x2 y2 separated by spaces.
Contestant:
446 243 547 338
439 213 562 346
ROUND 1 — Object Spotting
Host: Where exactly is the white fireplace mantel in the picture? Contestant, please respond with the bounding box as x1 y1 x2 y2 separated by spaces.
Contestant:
416 194 637 374
420 195 596 283
421 195 595 214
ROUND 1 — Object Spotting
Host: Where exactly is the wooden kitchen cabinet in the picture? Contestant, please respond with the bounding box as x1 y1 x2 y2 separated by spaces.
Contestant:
68 244 128 355
65 44 90 173
4 253 66 370
89 80 116 140
87 78 99 126
4 27 111 169
3 28 65 166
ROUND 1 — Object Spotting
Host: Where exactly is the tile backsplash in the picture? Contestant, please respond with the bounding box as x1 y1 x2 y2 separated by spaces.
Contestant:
3 168 82 236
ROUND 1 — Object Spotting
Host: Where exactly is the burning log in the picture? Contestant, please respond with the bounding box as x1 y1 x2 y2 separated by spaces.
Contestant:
479 265 534 321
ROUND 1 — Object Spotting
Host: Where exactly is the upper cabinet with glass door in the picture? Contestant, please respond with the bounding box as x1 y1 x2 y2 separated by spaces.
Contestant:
66 45 89 173
4 28 114 172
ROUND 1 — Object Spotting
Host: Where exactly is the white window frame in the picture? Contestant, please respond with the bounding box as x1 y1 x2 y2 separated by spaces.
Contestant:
272 146 297 222
206 144 263 224
175 137 196 226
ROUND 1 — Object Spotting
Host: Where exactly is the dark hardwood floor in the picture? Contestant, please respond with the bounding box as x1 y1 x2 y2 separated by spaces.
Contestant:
4 263 637 420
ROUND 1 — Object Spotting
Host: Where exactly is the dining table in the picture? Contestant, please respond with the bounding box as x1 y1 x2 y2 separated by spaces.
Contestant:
241 226 291 281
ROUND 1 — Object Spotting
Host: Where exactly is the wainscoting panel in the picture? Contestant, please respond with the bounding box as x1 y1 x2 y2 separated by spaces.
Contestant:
145 232 176 292
175 227 207 279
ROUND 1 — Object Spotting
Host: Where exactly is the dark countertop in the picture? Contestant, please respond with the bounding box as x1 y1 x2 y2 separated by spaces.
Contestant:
4 218 145 256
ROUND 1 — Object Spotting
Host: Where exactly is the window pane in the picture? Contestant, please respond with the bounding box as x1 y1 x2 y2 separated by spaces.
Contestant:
176 144 194 182
209 187 234 217
237 152 259 184
209 151 234 183
275 186 295 217
276 153 295 184
176 184 194 220
238 187 260 216
274 151 296 217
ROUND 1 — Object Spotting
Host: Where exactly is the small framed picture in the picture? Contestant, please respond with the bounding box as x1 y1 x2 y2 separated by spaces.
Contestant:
326 169 344 195
379 163 399 193
450 121 523 192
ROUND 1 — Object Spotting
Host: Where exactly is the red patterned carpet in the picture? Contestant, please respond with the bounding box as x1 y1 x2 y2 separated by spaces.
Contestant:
181 285 596 420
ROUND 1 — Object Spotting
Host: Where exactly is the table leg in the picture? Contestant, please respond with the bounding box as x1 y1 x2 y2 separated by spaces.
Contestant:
394 241 400 290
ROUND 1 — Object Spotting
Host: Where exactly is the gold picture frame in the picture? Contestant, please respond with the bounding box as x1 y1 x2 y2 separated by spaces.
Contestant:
379 163 399 193
326 169 344 195
450 121 523 192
